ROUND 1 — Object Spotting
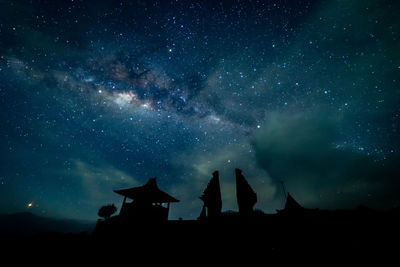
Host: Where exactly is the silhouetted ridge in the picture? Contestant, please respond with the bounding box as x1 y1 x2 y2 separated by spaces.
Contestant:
0 212 94 238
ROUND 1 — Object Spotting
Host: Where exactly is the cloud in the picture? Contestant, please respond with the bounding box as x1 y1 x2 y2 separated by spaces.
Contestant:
43 159 140 221
252 113 400 209
72 160 139 201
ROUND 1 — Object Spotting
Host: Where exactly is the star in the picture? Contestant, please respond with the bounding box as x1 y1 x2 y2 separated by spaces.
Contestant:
0 0 398 222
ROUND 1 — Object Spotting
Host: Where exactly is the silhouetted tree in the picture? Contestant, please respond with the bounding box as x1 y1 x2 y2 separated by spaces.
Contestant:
98 204 117 220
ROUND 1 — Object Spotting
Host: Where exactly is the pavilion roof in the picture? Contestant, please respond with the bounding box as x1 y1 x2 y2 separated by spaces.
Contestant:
114 178 179 203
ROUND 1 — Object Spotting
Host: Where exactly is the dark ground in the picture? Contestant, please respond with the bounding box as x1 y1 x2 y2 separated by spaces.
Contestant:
2 209 400 262
93 208 400 253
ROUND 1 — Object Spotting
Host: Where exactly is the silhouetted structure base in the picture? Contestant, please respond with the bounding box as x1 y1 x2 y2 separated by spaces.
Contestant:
92 209 400 256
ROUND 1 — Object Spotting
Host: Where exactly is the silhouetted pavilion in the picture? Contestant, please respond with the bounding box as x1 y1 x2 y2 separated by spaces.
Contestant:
114 178 179 221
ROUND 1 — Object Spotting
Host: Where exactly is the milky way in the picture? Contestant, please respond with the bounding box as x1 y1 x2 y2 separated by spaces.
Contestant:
0 0 399 220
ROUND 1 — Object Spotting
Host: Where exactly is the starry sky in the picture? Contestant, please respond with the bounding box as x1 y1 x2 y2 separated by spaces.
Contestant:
0 0 399 221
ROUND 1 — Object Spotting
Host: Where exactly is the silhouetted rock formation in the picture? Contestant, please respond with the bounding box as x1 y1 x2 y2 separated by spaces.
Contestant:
235 168 257 216
199 171 222 219
114 178 179 221
198 169 257 219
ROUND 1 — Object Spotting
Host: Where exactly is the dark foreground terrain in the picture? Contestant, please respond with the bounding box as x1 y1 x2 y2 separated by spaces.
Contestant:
2 209 400 261
93 208 400 254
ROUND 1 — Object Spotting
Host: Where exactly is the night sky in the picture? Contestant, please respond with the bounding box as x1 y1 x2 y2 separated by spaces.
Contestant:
0 0 399 221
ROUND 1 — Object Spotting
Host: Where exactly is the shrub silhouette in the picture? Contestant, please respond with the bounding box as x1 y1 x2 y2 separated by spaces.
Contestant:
98 204 117 220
